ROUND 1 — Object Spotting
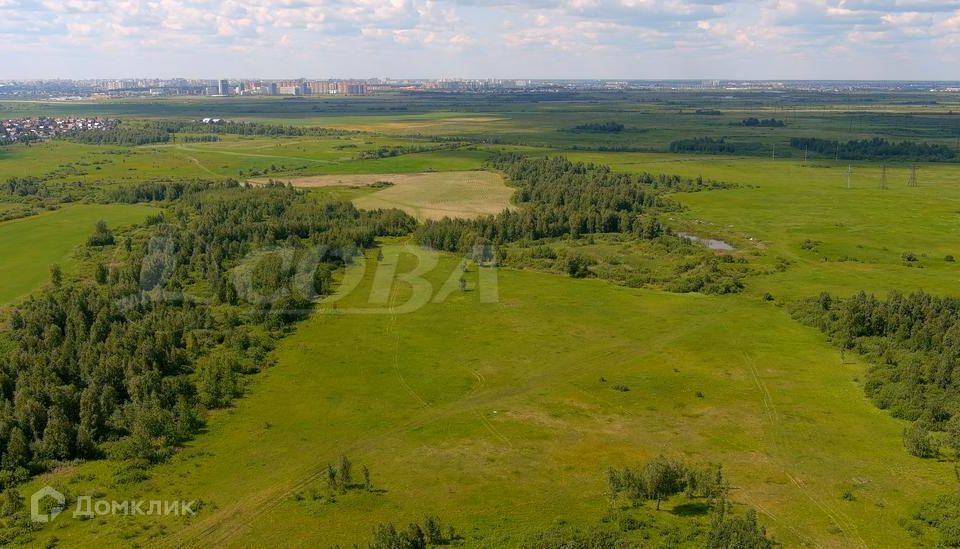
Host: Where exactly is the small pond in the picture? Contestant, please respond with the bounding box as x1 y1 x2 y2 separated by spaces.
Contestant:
677 232 734 251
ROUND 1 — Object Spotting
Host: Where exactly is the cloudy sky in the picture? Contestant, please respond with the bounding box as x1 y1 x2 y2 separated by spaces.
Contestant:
1 0 959 80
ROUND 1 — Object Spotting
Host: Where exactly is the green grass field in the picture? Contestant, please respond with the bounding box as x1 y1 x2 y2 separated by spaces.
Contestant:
0 138 492 187
6 93 960 547
27 248 949 547
0 204 159 305
562 152 960 299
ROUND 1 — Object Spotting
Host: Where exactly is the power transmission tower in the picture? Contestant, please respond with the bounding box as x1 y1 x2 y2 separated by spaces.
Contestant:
846 165 852 189
907 165 918 187
880 164 887 190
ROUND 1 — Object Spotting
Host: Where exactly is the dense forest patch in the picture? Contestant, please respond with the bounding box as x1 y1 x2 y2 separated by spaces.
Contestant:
0 182 415 503
732 118 785 127
792 290 960 443
789 137 956 161
668 137 770 156
568 121 626 133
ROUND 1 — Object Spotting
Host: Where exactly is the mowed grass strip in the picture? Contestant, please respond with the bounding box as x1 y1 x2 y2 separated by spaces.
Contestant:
280 171 514 220
30 248 949 548
0 204 158 304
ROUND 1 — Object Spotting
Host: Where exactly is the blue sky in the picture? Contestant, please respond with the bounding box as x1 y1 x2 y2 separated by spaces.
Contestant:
1 0 959 79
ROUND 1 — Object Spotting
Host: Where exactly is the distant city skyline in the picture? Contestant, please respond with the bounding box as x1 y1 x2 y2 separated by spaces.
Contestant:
1 1 959 80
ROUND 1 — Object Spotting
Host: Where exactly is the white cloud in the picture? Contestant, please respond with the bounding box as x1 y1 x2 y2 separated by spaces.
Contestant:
0 0 958 78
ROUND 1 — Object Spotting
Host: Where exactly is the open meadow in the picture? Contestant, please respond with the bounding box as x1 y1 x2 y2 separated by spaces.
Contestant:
0 204 159 305
273 171 513 220
25 248 951 548
0 137 492 186
3 92 960 548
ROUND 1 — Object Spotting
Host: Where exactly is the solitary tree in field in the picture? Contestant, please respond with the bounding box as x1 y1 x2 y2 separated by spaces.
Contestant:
87 220 115 247
326 464 338 490
338 455 352 489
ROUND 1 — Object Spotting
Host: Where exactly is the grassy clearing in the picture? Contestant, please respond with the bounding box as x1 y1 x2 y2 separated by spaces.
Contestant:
563 151 960 300
26 247 949 548
0 204 158 304
276 170 513 220
0 138 493 187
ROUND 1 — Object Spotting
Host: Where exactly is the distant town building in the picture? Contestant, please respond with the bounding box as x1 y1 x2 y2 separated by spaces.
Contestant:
335 81 366 95
307 80 331 95
218 79 230 96
277 80 305 95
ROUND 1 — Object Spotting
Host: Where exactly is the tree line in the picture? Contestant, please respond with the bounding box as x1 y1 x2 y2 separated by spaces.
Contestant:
670 137 738 154
789 137 956 161
568 121 626 133
356 143 459 160
733 118 785 127
668 137 770 156
179 135 221 143
142 120 355 138
59 120 357 146
66 128 171 146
